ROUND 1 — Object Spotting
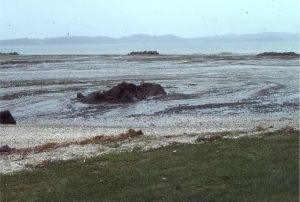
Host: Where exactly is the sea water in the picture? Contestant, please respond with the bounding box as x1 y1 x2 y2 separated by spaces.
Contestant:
0 42 299 55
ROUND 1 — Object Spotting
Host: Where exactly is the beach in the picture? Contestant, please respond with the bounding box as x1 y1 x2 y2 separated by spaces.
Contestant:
0 53 299 173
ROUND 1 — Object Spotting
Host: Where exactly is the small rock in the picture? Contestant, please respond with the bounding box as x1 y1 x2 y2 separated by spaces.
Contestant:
255 126 265 132
0 145 16 153
0 110 16 124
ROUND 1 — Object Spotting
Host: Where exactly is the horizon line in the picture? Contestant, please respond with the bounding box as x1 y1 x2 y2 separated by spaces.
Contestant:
1 32 299 41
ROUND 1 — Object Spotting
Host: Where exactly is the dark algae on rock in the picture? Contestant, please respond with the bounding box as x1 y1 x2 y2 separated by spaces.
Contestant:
77 82 166 104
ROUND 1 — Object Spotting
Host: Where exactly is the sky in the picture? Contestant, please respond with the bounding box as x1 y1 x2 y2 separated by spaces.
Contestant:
0 0 299 40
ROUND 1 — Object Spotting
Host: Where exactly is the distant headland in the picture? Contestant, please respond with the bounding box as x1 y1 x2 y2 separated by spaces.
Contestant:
0 32 298 46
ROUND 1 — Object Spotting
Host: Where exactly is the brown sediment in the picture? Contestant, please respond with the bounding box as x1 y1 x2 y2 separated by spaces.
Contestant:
279 126 299 133
20 142 64 154
259 127 299 137
255 126 265 132
0 129 143 156
78 129 143 145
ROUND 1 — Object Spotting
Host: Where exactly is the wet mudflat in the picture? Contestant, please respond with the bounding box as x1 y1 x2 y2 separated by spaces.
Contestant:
1 54 298 128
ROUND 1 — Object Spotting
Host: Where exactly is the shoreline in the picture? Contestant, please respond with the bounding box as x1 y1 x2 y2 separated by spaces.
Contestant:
0 119 298 174
1 115 298 148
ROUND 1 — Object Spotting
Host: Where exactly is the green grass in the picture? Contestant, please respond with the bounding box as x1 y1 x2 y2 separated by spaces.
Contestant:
1 131 299 202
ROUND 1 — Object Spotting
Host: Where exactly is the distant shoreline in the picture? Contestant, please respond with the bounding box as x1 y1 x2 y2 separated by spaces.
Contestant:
1 51 299 57
0 42 299 55
1 32 299 46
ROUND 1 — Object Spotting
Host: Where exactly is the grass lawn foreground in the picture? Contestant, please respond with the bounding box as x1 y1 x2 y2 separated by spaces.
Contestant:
0 130 299 201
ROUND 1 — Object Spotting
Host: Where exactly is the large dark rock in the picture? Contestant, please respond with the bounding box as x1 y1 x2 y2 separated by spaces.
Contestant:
256 52 299 57
78 82 166 104
0 110 16 124
139 82 166 97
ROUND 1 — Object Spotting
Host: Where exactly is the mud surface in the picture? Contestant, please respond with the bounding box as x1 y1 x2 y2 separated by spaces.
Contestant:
1 54 298 127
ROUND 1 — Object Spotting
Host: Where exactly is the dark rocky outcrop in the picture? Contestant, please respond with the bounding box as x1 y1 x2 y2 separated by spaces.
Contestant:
0 52 19 56
0 145 16 153
128 51 159 56
256 52 299 57
0 110 16 124
78 82 166 104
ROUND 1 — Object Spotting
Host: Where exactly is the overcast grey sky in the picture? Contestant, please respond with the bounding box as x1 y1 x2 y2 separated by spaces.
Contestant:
0 0 299 39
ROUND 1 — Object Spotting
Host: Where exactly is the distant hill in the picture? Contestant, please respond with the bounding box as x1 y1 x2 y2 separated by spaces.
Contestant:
118 34 184 43
0 33 298 46
188 33 299 43
0 36 114 46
